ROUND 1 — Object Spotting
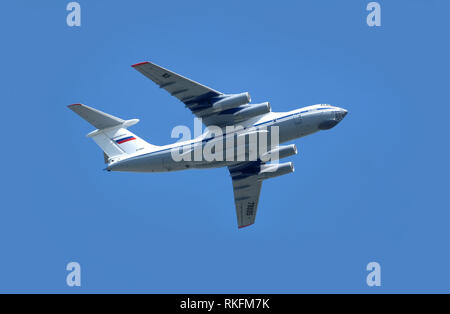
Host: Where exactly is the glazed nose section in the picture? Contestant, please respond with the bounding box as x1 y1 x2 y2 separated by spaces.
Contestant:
318 108 348 130
335 108 348 122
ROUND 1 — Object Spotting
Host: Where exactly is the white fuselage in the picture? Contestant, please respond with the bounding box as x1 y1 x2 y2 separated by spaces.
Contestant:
107 104 347 172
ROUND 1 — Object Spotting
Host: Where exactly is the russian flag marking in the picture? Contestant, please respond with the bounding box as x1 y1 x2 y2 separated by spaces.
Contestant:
116 136 136 144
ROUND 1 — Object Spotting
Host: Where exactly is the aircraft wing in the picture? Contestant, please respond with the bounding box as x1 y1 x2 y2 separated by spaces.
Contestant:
132 62 264 127
132 61 222 110
229 162 263 229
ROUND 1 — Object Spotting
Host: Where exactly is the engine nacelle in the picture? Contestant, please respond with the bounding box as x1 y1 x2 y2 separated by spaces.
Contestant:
211 92 251 112
257 162 295 181
233 102 271 120
260 144 297 162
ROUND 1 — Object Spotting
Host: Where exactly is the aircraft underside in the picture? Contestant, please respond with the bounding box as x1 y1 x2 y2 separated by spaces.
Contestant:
69 61 348 228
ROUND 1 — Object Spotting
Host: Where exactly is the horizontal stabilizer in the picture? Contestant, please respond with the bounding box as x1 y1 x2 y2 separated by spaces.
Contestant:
68 104 125 129
68 103 160 161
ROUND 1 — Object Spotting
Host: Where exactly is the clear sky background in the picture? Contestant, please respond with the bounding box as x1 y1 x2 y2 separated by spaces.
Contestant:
0 0 449 293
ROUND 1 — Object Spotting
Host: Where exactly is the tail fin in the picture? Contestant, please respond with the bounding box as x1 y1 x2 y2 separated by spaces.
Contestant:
68 104 159 163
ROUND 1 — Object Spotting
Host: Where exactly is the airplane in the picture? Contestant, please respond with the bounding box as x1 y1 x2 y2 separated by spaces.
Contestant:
69 61 348 229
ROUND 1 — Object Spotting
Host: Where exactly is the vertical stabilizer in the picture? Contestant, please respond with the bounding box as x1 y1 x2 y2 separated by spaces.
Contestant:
68 104 160 163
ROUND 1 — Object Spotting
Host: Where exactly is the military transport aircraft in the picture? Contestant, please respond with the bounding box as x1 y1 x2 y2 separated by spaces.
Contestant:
69 62 347 228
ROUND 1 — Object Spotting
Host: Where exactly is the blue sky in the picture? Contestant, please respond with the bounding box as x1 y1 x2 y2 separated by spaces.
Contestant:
0 0 449 293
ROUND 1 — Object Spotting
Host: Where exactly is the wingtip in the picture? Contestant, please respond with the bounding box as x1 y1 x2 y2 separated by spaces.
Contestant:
238 223 254 229
68 103 82 108
131 61 150 68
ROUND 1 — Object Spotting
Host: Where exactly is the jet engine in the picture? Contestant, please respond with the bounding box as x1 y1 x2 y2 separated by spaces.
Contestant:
257 162 295 181
233 102 271 120
211 92 251 112
229 161 294 181
260 144 297 162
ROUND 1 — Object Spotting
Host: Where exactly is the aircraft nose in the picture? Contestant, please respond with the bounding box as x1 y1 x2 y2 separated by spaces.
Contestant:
318 108 348 130
335 108 348 122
